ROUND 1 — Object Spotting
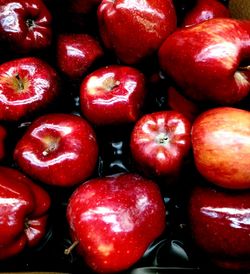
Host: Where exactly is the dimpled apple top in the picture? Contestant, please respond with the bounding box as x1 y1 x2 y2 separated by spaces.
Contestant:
66 173 166 273
0 0 52 53
98 0 177 64
192 107 250 189
14 113 98 187
0 166 50 260
159 18 250 104
0 57 59 121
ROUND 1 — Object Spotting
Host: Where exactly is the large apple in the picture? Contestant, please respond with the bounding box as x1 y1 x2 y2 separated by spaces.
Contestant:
159 18 250 104
66 173 166 273
14 113 98 187
0 57 59 121
98 0 177 64
192 107 250 189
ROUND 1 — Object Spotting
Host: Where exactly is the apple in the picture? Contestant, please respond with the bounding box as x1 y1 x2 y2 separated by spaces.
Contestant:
80 65 146 125
57 34 103 79
192 107 250 189
181 0 230 27
66 173 166 273
0 166 50 260
159 18 250 105
189 185 250 270
98 0 177 64
0 57 59 121
14 113 98 187
0 125 6 160
130 111 191 177
0 0 52 53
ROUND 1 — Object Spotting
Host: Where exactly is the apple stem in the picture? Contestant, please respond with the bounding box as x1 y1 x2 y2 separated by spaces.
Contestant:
26 18 36 29
239 65 250 71
64 240 79 255
15 74 24 90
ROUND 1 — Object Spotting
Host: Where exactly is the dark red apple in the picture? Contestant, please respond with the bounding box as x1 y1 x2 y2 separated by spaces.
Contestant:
98 0 177 64
159 18 250 104
0 125 6 160
192 107 250 189
80 65 146 125
57 34 103 79
0 57 59 121
14 113 98 187
0 166 50 260
0 0 52 53
189 185 250 270
66 173 166 273
130 111 191 177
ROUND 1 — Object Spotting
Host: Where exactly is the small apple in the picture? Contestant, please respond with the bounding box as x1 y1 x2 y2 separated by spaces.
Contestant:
130 111 191 177
80 65 146 125
66 173 166 273
0 166 50 260
14 113 98 187
159 18 250 104
0 57 59 121
192 107 250 189
189 185 250 270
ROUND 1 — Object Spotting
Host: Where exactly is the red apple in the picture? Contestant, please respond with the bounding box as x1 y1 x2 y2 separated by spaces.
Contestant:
80 65 146 125
0 166 50 260
130 111 191 177
0 0 52 53
14 113 98 187
192 107 250 189
57 34 103 79
159 18 250 104
181 0 230 27
0 57 59 121
0 125 6 160
98 0 177 64
189 185 250 270
66 173 166 273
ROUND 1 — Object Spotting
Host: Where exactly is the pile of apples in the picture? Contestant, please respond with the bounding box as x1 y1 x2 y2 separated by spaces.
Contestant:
0 0 249 273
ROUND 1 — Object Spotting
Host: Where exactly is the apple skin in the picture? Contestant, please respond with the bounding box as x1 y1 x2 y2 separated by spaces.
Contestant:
57 34 103 79
181 0 230 27
159 18 250 105
98 0 177 64
0 57 59 121
130 111 191 177
0 0 52 53
68 0 102 14
14 113 98 187
0 125 6 160
192 107 250 190
0 166 50 260
189 185 250 270
80 65 146 125
66 173 166 273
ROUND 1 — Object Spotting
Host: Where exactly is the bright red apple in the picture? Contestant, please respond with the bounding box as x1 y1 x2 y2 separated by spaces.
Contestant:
14 113 98 187
0 0 52 53
0 57 59 121
98 0 177 64
130 111 191 177
0 125 6 160
0 166 50 260
159 18 250 104
80 65 146 125
192 107 250 189
66 173 166 273
189 185 250 270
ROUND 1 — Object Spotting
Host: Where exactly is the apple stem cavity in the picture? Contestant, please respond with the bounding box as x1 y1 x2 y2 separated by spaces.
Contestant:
26 18 36 29
42 137 60 156
64 240 79 255
15 74 24 91
103 77 120 91
155 133 169 145
238 65 250 71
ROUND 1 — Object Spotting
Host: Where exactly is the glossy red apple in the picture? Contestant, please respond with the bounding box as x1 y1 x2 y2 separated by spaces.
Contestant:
66 173 166 273
98 0 177 64
189 185 250 270
130 111 191 177
0 0 52 53
14 113 98 187
0 57 59 121
57 34 103 79
192 107 250 189
159 18 250 104
0 166 50 260
68 0 102 14
80 65 146 125
181 0 230 27
0 125 6 160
